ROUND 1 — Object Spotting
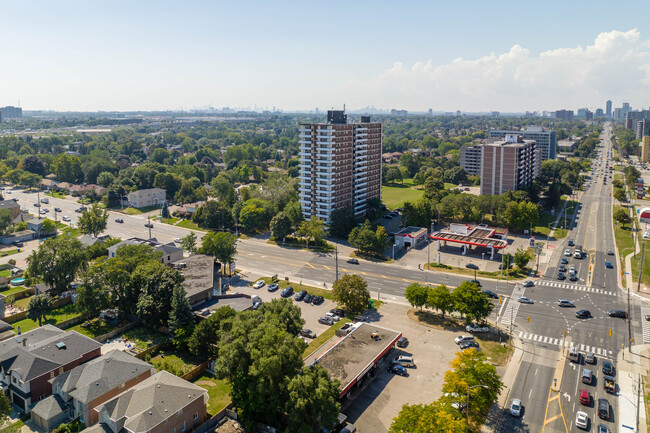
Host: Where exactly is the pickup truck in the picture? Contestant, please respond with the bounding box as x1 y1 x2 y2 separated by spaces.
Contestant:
603 376 616 394
465 323 489 333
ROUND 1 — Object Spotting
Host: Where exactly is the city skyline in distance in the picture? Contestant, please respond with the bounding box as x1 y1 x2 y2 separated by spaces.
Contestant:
2 1 650 112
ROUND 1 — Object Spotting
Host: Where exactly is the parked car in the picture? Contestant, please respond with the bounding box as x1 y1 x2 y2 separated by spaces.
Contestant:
40 198 49 204
34 203 40 207
325 312 340 321
558 264 567 272
74 208 83 213
392 355 415 367
569 273 579 282
115 218 124 223
267 283 280 292
388 364 408 376
252 301 262 310
482 290 498 299
318 316 334 326
518 296 534 304
11 241 23 247
62 216 71 222
597 424 610 433
607 309 627 318
396 336 409 348
575 411 589 430
312 295 324 305
253 280 265 289
575 310 591 318
579 389 590 405
295 290 307 301
602 361 614 376
558 300 575 308
54 207 61 212
459 340 480 350
466 323 489 333
509 398 522 417
597 398 609 419
281 286 294 298
455 335 475 345
299 329 317 339
330 308 345 317
557 272 566 280
303 294 313 303
347 258 359 264
522 280 534 287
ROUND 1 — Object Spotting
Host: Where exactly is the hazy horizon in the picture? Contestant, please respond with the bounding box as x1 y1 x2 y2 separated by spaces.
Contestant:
3 0 650 113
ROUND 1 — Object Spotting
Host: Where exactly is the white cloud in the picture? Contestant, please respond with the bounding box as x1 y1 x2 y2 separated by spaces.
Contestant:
343 29 650 111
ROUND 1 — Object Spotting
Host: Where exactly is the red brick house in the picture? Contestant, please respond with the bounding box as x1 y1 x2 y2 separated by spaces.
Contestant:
0 325 102 413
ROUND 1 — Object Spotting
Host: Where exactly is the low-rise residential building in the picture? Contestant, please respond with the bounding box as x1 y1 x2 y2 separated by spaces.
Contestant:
81 371 208 433
123 188 166 209
107 238 183 264
0 325 102 412
0 199 22 219
31 350 156 430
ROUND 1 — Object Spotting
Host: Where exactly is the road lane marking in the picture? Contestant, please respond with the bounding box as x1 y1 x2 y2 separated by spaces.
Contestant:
544 414 561 424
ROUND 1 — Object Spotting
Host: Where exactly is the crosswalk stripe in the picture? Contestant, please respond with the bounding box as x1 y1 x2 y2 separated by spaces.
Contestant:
516 332 613 358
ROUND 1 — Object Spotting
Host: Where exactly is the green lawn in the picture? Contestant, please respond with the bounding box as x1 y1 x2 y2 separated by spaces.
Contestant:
444 182 457 189
69 318 122 339
57 222 81 237
192 374 231 416
423 262 530 280
175 220 205 231
267 238 334 253
155 217 179 225
11 303 81 333
122 207 142 215
149 349 201 377
0 270 10 278
613 205 636 275
382 184 424 209
46 191 67 198
0 285 30 297
303 318 352 359
0 249 19 257
122 326 165 349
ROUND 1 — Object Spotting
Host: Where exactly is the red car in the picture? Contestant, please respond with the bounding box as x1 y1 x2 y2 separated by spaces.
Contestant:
579 389 590 405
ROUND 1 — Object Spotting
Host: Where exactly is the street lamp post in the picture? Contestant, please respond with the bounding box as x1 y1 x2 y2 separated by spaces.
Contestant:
466 384 489 433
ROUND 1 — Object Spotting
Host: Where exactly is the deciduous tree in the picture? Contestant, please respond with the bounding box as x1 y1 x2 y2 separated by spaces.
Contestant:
426 284 454 317
332 274 370 315
297 216 325 249
452 281 493 322
199 231 237 274
179 232 198 254
77 203 108 237
404 283 428 310
390 401 465 433
27 236 87 295
270 212 292 240
513 247 532 270
285 366 341 433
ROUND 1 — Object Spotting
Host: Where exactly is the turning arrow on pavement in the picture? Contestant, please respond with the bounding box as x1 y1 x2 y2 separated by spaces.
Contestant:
563 392 571 401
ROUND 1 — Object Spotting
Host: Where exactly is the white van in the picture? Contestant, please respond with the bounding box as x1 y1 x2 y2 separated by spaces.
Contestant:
568 346 580 363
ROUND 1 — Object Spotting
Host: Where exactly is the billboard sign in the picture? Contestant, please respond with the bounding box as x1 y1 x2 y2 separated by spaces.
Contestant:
640 208 650 224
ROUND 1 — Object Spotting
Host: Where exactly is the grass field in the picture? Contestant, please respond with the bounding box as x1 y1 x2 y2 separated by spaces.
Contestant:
0 285 30 297
150 349 201 377
176 220 204 231
192 374 231 416
155 217 179 225
382 184 424 209
57 222 81 237
45 191 67 199
122 207 142 215
612 205 636 279
11 303 81 333
122 327 165 350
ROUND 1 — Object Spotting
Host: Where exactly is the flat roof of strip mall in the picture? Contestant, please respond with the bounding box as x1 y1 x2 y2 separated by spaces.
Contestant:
430 223 509 249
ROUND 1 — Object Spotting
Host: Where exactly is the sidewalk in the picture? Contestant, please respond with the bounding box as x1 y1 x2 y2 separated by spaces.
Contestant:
616 344 649 433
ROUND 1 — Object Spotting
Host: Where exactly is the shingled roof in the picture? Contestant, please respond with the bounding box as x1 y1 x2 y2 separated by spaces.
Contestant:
51 350 155 404
94 371 207 432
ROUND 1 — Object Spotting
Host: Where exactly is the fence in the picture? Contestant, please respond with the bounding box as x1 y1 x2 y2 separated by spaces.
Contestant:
181 361 209 381
134 343 163 360
93 321 141 343
57 315 86 330
193 404 236 433
4 296 72 324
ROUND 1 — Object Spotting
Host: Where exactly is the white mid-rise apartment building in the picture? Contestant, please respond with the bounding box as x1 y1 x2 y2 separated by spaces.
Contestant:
488 126 556 160
298 110 382 222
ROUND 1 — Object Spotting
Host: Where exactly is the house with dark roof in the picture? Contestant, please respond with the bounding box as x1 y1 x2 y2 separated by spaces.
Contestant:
79 234 110 248
0 325 102 412
81 371 208 433
0 200 22 219
31 350 156 430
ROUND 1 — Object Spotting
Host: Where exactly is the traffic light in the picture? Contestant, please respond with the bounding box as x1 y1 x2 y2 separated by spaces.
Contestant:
563 330 567 338
527 316 530 323
609 329 612 337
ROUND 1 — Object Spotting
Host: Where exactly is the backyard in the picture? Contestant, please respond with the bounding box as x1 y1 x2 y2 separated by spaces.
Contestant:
68 318 123 339
192 374 231 416
149 349 201 377
10 302 81 333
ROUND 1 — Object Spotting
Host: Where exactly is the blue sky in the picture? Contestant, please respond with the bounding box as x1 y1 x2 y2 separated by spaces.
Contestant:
2 0 650 112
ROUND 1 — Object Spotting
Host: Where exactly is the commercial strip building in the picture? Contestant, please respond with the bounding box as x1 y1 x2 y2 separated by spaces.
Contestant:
306 322 401 400
641 136 650 164
298 110 382 222
488 126 556 160
394 226 428 249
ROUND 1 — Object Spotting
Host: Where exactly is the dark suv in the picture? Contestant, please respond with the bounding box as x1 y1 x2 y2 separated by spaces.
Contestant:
281 286 294 298
597 398 609 419
607 310 627 318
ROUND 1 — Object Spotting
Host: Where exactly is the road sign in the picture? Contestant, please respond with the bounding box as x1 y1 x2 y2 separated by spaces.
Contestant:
229 262 236 274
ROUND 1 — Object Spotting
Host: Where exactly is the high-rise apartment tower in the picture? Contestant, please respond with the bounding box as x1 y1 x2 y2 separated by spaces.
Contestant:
298 110 382 222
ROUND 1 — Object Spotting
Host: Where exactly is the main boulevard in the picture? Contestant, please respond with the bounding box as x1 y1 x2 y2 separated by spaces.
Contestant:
6 124 648 432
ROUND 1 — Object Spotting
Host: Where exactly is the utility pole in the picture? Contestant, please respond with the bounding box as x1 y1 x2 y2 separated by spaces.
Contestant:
637 242 646 293
335 245 339 282
147 215 152 239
